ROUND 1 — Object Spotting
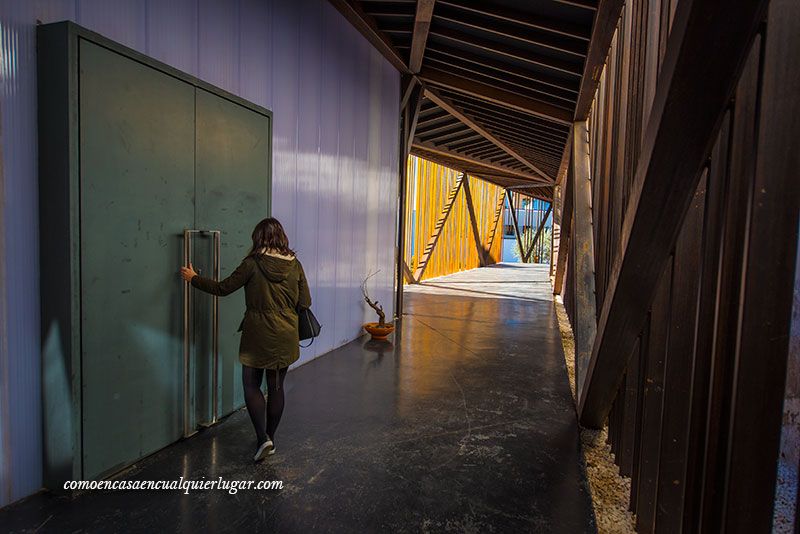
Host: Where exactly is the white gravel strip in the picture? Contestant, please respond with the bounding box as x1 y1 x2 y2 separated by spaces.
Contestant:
773 456 798 533
555 295 636 534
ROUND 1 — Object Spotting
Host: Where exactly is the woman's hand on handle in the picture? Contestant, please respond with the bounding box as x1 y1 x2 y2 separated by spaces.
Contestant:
180 263 198 282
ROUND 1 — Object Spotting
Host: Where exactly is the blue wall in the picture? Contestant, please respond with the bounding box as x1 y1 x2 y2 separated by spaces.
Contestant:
0 0 399 506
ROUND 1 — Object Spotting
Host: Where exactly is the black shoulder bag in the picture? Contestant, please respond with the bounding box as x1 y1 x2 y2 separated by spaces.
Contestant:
254 259 321 347
297 306 322 347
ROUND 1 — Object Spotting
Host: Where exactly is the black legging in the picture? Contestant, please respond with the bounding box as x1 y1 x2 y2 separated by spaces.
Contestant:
242 365 288 446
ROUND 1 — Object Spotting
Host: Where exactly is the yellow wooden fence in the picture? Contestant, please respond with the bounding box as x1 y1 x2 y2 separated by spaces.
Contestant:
403 156 505 283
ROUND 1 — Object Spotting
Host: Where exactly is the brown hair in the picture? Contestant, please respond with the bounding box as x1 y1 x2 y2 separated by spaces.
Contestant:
249 218 295 257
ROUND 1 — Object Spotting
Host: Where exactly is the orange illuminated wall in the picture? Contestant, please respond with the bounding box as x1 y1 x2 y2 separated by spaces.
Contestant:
403 156 505 282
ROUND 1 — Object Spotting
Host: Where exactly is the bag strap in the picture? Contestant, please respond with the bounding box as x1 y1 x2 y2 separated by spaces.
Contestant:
299 308 315 348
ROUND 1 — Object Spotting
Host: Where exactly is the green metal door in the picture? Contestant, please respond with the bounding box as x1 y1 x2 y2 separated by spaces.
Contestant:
79 40 195 479
195 88 271 415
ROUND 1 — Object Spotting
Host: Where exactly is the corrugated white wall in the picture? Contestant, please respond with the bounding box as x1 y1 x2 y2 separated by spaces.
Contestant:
0 0 399 506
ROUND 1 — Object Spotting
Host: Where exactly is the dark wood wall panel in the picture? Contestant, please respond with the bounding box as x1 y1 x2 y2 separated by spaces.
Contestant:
558 0 798 530
618 337 641 478
633 261 672 534
698 40 762 532
681 110 732 533
654 172 706 533
722 1 800 528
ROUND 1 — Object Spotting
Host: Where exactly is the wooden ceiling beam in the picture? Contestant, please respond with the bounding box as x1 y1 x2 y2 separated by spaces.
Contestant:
423 56 577 108
429 27 583 77
416 109 451 125
425 87 554 181
363 3 417 17
434 7 587 57
552 0 598 10
574 0 625 119
327 0 409 73
442 94 570 126
493 132 565 154
412 140 552 185
442 92 573 134
416 121 469 139
457 115 569 151
437 0 590 41
446 137 494 152
406 85 425 151
399 74 418 110
409 0 435 73
481 177 555 199
426 43 580 95
482 141 561 164
556 126 573 185
421 128 480 145
420 67 573 125
470 146 504 158
415 115 455 132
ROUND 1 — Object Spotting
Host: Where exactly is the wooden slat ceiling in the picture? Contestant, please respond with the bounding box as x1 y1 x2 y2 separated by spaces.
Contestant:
329 0 605 201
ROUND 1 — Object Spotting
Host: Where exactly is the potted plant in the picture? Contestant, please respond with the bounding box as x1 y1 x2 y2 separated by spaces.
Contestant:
361 271 395 341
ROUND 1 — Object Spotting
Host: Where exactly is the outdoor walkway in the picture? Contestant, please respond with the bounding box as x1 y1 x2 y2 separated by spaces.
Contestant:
0 264 595 533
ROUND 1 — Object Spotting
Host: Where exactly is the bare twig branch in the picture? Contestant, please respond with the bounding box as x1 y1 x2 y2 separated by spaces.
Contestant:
361 270 386 325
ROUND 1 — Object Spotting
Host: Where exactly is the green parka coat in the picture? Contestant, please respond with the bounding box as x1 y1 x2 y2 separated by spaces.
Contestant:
191 253 312 370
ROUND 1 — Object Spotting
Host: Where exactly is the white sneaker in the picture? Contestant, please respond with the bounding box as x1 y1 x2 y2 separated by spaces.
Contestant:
254 440 273 462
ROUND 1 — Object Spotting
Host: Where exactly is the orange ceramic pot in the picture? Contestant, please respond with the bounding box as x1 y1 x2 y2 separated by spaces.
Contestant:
363 322 395 341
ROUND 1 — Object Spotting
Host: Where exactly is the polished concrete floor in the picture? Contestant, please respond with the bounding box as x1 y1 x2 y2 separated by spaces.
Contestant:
0 263 595 533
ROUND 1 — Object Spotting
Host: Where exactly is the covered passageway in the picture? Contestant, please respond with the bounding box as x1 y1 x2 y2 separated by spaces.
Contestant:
0 0 797 532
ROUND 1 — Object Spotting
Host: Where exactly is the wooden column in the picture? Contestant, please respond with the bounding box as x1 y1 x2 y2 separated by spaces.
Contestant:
394 89 410 316
408 0 435 73
571 121 598 396
485 193 507 264
551 185 562 278
505 190 524 262
461 175 486 267
523 203 552 264
554 162 574 295
395 83 423 308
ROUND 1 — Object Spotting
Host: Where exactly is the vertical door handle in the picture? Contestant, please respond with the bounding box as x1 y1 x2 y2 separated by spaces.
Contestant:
183 229 221 436
183 229 195 438
210 230 221 425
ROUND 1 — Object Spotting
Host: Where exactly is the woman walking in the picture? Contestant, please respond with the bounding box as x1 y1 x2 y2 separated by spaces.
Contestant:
180 218 311 462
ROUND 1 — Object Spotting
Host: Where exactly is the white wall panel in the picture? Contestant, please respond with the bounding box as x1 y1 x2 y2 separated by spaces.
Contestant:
146 0 198 74
0 0 399 506
238 0 272 111
316 3 343 357
0 0 43 507
332 20 357 347
198 0 240 96
351 38 371 329
77 0 146 50
295 0 322 362
270 0 299 241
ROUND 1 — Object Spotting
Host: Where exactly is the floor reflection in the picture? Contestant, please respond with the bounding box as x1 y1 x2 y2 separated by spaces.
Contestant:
0 263 594 533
